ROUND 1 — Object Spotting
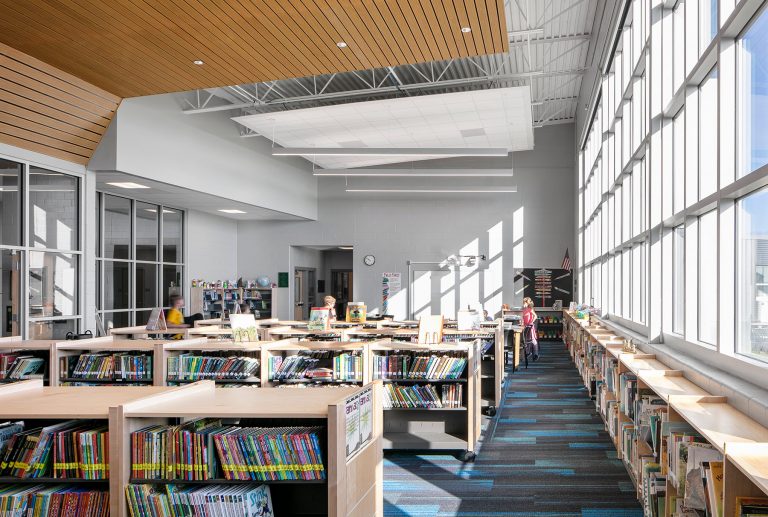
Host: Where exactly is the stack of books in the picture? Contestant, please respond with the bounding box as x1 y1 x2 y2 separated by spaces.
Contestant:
167 354 260 381
0 485 109 516
0 354 45 380
126 484 272 517
0 420 109 479
269 355 319 380
383 383 463 409
60 353 152 382
131 419 326 482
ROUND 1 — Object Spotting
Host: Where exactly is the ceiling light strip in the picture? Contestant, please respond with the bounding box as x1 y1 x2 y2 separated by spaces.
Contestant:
314 168 514 177
271 147 509 157
345 186 517 193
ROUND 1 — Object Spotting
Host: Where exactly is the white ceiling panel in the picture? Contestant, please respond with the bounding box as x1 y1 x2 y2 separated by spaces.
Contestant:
232 87 533 169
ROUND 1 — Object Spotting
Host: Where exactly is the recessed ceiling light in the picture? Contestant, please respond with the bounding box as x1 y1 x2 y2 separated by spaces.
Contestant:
336 41 348 48
106 182 150 189
338 246 354 250
193 59 204 65
218 209 247 214
461 27 472 33
145 208 175 214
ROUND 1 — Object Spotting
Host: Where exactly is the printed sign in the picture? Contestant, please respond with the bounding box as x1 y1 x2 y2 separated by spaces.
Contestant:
345 394 360 457
382 272 401 315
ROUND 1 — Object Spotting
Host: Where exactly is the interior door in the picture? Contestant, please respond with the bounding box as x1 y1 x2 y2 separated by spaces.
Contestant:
0 250 20 336
330 270 353 318
294 270 305 320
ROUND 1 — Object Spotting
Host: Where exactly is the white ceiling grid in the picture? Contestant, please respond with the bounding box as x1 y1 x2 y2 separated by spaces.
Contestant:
233 87 533 168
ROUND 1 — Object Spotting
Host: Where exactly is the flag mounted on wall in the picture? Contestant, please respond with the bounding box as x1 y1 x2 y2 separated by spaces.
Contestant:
561 248 571 270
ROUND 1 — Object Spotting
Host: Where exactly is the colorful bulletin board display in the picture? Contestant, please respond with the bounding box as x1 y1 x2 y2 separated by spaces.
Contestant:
513 268 573 308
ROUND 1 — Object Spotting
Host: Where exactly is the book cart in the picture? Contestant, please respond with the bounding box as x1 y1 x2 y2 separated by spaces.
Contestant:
52 336 164 387
367 341 480 462
563 310 768 516
112 380 384 517
0 335 55 385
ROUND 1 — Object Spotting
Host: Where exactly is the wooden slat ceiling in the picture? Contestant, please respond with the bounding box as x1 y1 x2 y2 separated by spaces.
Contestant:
0 43 120 165
0 0 508 98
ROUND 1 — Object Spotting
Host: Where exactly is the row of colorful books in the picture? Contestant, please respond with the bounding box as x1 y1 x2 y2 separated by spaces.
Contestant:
60 353 152 381
383 383 463 409
269 352 363 382
0 485 109 517
0 354 45 380
372 353 467 380
0 420 109 479
167 354 260 381
131 419 326 482
125 484 273 517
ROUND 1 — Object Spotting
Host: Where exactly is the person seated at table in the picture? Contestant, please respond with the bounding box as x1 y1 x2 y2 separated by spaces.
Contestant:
239 303 252 314
166 295 203 338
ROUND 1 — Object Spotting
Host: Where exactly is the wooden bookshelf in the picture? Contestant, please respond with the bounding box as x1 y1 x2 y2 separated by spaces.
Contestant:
0 337 56 385
190 286 278 319
724 442 768 516
562 309 768 517
155 338 265 386
112 381 383 517
367 341 480 461
53 336 163 387
262 340 371 386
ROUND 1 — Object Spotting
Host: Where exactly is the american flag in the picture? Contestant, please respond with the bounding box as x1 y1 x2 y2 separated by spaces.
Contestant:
561 248 571 270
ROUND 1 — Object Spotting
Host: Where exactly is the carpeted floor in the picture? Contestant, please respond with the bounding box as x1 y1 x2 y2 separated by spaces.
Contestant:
383 341 644 517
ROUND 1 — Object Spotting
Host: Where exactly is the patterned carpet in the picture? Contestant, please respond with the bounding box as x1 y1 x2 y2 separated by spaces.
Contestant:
383 341 643 517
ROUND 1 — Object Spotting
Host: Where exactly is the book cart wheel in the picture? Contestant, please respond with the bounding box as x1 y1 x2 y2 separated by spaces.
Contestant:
459 450 476 463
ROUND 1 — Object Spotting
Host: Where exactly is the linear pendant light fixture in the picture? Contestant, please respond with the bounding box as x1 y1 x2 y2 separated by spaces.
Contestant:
271 147 509 157
345 186 517 193
314 168 514 177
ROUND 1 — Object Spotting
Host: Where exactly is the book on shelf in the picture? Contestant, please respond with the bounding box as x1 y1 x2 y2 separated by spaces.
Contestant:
270 351 362 382
0 354 45 380
307 307 331 331
702 461 723 517
60 353 152 382
0 420 109 479
230 314 259 342
131 419 326 482
736 497 768 516
167 354 260 382
372 353 467 380
383 383 463 409
126 483 273 517
0 485 109 516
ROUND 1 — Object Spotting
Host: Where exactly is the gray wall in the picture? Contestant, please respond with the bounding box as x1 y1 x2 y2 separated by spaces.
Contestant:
237 124 576 319
186 210 238 282
90 94 319 220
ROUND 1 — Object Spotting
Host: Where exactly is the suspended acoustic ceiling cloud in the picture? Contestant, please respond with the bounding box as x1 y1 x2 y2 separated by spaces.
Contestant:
232 86 533 168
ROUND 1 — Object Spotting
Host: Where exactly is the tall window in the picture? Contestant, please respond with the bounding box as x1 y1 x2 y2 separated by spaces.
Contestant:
96 193 184 329
699 68 718 199
0 156 82 339
739 6 768 177
672 225 685 335
737 187 768 361
698 210 718 345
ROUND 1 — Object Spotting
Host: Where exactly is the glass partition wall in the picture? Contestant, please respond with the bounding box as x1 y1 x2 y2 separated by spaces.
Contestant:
0 156 83 339
95 192 184 329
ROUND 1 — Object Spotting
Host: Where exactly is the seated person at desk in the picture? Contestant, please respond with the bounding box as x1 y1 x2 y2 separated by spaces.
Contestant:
324 295 337 322
166 295 203 338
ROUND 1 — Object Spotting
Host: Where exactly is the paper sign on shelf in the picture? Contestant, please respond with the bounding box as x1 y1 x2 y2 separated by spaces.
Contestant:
345 394 361 458
382 272 401 315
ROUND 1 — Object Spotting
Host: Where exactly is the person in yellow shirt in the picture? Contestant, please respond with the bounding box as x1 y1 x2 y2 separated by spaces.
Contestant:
166 295 198 339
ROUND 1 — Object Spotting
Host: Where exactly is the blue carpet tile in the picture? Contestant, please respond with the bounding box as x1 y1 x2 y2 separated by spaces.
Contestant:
383 341 643 517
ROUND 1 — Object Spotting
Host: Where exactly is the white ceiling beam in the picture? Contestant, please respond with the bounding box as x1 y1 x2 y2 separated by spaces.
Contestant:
313 168 515 177
271 147 510 157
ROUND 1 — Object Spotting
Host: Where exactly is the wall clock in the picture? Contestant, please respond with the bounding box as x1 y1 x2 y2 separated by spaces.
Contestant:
363 254 375 266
